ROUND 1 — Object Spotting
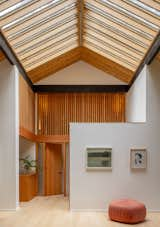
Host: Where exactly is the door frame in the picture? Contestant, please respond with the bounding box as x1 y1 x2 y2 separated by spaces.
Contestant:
42 142 67 196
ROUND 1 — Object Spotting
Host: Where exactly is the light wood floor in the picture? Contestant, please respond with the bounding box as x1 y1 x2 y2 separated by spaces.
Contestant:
0 196 160 227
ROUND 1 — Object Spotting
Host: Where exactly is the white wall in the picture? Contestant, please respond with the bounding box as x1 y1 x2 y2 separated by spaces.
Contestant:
70 59 160 211
126 66 146 122
19 137 36 174
35 61 126 85
0 60 19 210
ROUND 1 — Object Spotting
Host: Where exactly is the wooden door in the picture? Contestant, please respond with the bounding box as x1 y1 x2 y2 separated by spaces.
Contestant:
44 144 63 195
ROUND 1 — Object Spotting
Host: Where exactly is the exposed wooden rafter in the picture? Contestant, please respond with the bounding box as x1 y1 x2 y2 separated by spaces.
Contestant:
80 46 134 83
28 47 81 83
0 0 159 88
78 0 84 46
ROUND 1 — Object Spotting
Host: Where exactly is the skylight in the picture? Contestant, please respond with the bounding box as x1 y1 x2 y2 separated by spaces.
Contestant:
128 0 160 17
85 2 153 40
99 0 159 30
7 2 76 40
0 0 35 18
2 0 63 30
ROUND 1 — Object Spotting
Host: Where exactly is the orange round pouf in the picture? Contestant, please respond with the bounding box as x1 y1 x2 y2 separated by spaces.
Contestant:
109 199 146 224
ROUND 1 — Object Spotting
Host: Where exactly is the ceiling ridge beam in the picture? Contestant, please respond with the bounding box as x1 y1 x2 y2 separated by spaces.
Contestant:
78 0 84 46
129 31 160 88
0 29 33 90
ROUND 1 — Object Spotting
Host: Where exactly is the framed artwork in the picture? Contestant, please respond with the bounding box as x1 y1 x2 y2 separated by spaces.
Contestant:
130 149 147 170
86 147 112 170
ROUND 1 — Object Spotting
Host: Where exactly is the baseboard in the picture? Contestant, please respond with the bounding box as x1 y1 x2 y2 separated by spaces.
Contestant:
0 208 17 212
70 209 106 212
148 210 160 213
70 209 160 213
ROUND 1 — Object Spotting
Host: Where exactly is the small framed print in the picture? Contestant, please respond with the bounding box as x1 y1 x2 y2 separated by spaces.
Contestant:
130 149 147 170
86 147 112 170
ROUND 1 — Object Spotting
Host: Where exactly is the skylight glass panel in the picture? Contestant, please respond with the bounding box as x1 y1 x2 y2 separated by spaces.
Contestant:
17 27 77 55
84 40 137 68
85 16 149 48
7 2 77 40
129 0 160 17
2 0 64 30
0 0 8 5
98 0 159 30
0 0 35 18
84 22 144 55
85 2 153 40
12 15 77 48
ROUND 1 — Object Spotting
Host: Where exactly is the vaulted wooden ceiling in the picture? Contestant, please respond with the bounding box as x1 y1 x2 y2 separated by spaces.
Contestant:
0 0 159 84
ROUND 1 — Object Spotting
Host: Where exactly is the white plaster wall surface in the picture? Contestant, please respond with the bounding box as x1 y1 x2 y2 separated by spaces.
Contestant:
0 60 19 210
70 60 160 211
35 61 126 85
126 67 146 122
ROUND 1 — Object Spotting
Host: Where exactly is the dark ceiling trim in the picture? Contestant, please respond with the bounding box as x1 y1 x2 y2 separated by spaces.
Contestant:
0 30 33 90
33 85 129 93
147 46 160 65
129 31 160 88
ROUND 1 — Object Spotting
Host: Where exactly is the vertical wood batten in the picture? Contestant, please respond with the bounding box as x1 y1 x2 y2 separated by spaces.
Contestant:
19 76 35 133
37 92 125 135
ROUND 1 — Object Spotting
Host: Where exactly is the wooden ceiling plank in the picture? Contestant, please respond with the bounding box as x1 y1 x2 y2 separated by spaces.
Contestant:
27 47 81 83
77 0 84 46
9 10 77 46
21 36 78 65
0 0 20 11
4 0 76 36
25 42 79 72
17 27 78 59
0 0 52 28
122 0 160 19
85 0 158 35
140 0 160 11
85 20 147 53
84 35 140 66
83 41 136 71
14 21 77 54
84 23 145 56
96 0 160 28
85 11 152 45
84 29 142 60
2 0 76 31
81 46 134 83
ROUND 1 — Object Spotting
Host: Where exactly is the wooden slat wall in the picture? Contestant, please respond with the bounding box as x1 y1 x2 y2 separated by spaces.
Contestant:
37 92 125 135
19 76 35 133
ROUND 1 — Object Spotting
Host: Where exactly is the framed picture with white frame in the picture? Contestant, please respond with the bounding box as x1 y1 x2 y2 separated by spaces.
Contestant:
86 147 112 170
130 149 147 170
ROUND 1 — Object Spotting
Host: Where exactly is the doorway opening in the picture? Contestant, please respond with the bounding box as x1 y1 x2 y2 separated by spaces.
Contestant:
38 143 68 197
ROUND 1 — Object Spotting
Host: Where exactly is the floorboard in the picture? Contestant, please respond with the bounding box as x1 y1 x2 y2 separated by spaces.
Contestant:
0 196 159 227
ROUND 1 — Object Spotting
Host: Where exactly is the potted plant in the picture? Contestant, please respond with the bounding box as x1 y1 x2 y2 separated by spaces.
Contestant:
20 155 37 174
